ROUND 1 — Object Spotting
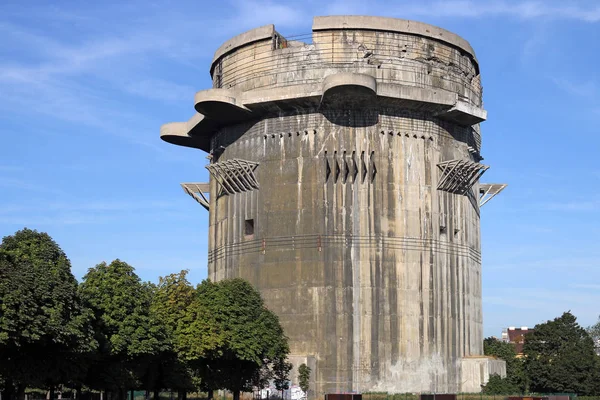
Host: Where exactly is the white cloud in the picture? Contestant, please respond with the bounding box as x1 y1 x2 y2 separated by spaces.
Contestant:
484 286 600 327
569 283 600 290
0 177 67 195
124 79 196 103
487 257 600 271
324 1 600 22
552 78 596 97
0 198 193 227
544 199 600 211
227 0 311 30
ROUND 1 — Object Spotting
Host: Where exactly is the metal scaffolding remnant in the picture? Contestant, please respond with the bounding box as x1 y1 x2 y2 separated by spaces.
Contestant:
479 183 507 207
205 159 259 195
181 183 210 211
437 159 489 195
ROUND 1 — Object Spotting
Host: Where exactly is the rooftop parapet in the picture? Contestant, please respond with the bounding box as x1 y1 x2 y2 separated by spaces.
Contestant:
162 16 487 153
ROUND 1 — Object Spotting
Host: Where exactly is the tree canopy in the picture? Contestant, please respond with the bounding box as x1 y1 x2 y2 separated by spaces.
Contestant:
298 363 311 396
10 227 600 399
0 229 96 399
150 271 197 393
79 259 169 398
483 337 525 394
587 316 600 355
178 279 290 400
523 311 600 395
0 228 293 400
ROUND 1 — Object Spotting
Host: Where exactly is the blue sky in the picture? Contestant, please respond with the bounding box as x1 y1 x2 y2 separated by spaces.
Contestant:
1 0 599 338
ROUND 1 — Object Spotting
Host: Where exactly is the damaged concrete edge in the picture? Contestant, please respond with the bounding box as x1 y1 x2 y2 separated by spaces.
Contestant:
312 15 479 70
210 24 275 74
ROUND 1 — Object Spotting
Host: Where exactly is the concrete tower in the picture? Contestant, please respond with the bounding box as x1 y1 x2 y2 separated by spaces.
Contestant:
161 16 506 395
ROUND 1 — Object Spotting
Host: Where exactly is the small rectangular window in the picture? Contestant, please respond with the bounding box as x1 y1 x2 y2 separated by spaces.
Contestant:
245 219 254 236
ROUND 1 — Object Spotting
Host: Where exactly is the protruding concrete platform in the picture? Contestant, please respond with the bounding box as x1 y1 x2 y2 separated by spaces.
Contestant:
321 73 377 108
435 101 488 126
159 113 217 151
194 89 251 123
163 77 487 151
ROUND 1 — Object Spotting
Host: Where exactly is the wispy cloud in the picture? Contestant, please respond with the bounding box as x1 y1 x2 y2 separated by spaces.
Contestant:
227 0 312 30
0 165 24 172
0 212 118 226
544 199 600 211
569 283 600 290
124 79 196 103
0 177 67 195
0 6 220 156
0 198 192 227
326 0 600 22
484 286 600 326
487 257 600 271
552 78 596 97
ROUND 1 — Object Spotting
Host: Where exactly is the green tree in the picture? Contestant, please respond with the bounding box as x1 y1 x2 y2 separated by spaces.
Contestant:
484 337 526 392
586 316 600 355
0 229 96 400
482 374 519 395
149 271 197 398
297 364 310 398
523 311 599 395
178 278 290 400
273 359 292 399
80 259 169 400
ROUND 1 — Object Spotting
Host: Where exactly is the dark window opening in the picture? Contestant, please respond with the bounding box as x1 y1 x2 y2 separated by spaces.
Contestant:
245 219 255 236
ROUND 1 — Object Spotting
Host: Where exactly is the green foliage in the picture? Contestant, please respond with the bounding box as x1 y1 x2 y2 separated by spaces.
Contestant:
482 374 520 395
273 358 292 395
297 363 310 394
80 259 169 392
523 311 600 395
0 229 292 399
483 337 526 392
178 279 290 399
149 271 197 391
587 315 600 355
0 228 96 395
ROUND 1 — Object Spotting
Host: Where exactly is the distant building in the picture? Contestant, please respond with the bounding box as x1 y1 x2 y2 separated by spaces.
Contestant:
502 326 534 356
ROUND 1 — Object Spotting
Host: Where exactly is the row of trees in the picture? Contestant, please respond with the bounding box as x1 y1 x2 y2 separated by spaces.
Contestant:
483 312 600 395
0 229 292 400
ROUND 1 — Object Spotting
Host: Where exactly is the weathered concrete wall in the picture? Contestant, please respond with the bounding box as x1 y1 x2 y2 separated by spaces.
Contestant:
208 110 483 394
162 15 502 396
213 25 481 106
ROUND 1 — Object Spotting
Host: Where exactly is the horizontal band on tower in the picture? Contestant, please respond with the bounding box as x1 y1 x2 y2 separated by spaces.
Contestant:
208 234 482 264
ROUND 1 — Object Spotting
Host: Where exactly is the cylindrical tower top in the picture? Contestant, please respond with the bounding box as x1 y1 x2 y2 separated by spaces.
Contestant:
210 16 479 76
162 15 486 158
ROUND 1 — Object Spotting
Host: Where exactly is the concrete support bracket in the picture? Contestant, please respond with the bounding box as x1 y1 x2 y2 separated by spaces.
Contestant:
181 183 211 211
435 101 487 126
479 183 507 207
